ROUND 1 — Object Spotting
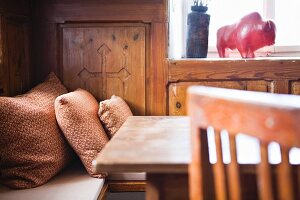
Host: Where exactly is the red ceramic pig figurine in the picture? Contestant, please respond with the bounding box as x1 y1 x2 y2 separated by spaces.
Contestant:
217 12 276 58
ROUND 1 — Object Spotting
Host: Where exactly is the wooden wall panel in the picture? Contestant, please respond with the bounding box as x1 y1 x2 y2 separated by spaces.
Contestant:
0 0 31 17
0 17 4 96
169 58 300 82
291 81 300 95
0 0 31 96
6 19 30 96
147 22 167 115
169 81 270 116
0 76 3 96
32 0 168 115
61 24 146 115
34 0 167 23
168 58 300 116
0 17 30 96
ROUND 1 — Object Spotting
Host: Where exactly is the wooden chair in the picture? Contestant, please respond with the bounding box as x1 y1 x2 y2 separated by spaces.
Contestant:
187 86 300 200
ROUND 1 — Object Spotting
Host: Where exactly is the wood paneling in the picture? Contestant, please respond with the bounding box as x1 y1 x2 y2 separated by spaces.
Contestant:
32 0 168 115
169 58 300 82
33 0 167 23
169 80 270 115
147 22 167 115
0 0 31 96
168 58 300 116
0 0 31 17
6 18 30 95
291 81 300 95
270 80 290 94
0 16 30 96
61 23 146 115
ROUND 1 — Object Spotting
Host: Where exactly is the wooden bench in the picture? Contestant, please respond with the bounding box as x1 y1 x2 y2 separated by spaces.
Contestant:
0 160 146 200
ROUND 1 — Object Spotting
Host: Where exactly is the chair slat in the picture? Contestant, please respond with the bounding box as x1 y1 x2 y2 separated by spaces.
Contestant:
213 130 227 200
277 146 294 200
227 135 241 200
200 129 215 200
257 143 274 200
297 166 300 200
189 126 204 200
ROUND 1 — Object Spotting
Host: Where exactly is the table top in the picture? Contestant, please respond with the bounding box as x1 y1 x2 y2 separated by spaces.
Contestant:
93 116 191 173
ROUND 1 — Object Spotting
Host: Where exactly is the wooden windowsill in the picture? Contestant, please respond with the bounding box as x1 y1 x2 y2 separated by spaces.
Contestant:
168 57 300 82
168 57 300 62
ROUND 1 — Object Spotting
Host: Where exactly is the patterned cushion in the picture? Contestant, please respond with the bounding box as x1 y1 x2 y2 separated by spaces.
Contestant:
0 73 74 189
98 95 133 138
55 89 109 178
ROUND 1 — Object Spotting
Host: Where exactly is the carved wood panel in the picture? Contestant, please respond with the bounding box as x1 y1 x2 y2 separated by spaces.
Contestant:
61 24 145 115
168 81 270 116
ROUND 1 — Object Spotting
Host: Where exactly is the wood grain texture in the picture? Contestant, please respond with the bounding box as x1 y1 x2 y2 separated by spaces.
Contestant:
32 0 168 115
107 181 146 192
0 17 5 96
146 173 188 200
168 58 300 116
97 181 146 200
189 127 204 200
291 81 300 95
188 86 300 147
147 22 168 115
270 80 290 94
169 58 300 82
61 23 146 115
277 147 294 200
189 128 215 200
168 80 269 115
33 0 167 23
297 166 300 200
227 135 241 200
213 131 227 200
0 0 32 97
0 15 31 96
257 143 274 200
32 22 58 84
188 86 300 200
97 183 109 200
93 116 190 173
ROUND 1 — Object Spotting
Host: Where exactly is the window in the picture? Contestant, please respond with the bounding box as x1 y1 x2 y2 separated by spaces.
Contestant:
169 0 300 58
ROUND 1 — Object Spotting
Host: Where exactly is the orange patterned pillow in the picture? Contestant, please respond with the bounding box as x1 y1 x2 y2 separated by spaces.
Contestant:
0 73 74 189
55 89 109 178
98 95 133 138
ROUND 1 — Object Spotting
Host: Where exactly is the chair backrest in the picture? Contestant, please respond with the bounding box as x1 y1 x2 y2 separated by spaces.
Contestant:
188 86 300 200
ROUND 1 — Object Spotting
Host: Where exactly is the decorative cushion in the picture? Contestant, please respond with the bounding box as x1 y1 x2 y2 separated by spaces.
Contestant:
55 89 109 178
98 95 133 138
0 73 74 189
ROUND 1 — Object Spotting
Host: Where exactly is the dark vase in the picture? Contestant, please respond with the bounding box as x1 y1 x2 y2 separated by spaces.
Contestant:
186 5 210 58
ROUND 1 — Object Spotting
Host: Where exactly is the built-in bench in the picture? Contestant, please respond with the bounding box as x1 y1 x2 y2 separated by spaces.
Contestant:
0 162 146 200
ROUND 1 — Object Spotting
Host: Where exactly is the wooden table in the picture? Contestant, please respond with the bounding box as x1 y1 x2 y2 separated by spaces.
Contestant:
93 116 191 200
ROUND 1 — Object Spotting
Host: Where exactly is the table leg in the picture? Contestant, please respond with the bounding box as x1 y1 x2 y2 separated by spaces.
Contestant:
146 173 189 200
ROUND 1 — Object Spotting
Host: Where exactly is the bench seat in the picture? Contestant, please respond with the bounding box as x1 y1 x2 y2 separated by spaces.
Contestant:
0 164 105 200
